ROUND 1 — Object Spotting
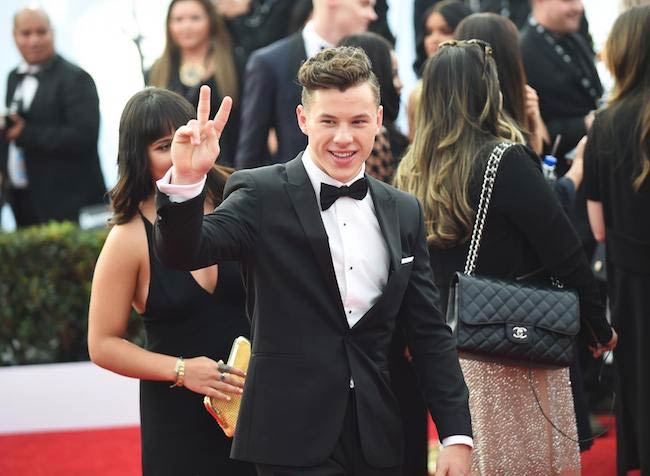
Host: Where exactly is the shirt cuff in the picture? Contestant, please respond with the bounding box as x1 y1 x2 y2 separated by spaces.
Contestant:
441 435 474 449
156 167 206 203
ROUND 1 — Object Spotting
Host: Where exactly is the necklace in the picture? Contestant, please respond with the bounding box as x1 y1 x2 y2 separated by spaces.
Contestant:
179 62 206 87
528 17 600 101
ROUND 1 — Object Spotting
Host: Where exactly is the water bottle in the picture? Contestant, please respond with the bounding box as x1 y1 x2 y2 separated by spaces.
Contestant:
542 155 557 181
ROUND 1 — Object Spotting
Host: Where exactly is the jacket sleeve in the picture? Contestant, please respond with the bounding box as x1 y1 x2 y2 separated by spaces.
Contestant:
234 51 275 169
398 196 473 440
154 170 260 270
16 68 100 157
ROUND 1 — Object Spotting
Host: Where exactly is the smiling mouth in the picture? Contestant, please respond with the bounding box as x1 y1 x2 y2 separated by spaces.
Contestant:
330 151 356 160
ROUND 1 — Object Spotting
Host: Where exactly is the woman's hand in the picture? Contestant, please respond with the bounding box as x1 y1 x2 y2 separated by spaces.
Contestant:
170 85 232 184
525 85 550 154
589 328 618 359
564 136 586 190
182 356 246 401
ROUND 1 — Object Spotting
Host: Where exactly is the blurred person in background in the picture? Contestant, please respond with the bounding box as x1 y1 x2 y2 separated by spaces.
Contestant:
412 0 473 76
234 0 377 170
214 0 296 65
584 6 650 474
408 0 472 140
395 40 617 474
0 7 106 228
88 88 253 476
147 0 240 166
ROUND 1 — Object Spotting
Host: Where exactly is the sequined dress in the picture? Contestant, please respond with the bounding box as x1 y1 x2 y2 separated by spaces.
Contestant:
429 144 613 475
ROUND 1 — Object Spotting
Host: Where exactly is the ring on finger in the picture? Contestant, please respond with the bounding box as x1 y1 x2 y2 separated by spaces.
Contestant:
219 372 226 382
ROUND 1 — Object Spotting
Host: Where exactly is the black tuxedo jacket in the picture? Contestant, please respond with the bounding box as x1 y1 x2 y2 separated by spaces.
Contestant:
234 32 307 169
154 156 471 467
0 54 106 223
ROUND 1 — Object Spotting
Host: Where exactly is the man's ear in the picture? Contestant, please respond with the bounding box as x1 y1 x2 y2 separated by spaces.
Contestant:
296 104 309 135
376 105 384 133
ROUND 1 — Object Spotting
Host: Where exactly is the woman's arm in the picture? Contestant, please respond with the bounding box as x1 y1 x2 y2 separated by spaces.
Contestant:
87 224 243 400
587 200 606 243
494 146 615 351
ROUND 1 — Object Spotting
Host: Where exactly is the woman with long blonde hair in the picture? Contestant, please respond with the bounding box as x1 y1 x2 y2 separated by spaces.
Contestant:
584 6 650 475
148 0 240 166
395 40 616 474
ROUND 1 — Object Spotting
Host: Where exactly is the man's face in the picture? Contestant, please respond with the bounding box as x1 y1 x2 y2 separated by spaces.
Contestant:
13 10 55 65
296 82 382 183
333 0 378 37
539 0 583 34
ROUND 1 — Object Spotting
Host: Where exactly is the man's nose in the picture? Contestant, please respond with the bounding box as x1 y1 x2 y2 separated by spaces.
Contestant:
334 125 353 144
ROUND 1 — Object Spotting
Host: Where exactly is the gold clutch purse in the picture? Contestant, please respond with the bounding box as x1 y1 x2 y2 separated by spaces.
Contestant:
203 336 251 437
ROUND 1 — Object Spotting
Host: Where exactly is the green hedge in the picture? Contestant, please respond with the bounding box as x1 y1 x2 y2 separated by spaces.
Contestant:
0 221 143 366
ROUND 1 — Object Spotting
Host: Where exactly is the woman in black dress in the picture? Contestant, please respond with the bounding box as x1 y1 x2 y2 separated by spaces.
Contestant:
584 6 650 475
88 88 254 476
147 0 240 167
395 40 617 475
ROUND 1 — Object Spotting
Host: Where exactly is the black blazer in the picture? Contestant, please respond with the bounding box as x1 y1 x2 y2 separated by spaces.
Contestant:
154 156 471 467
520 24 602 161
234 32 307 169
0 54 106 222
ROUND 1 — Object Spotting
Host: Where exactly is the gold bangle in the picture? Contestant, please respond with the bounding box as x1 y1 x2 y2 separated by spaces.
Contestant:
170 357 185 388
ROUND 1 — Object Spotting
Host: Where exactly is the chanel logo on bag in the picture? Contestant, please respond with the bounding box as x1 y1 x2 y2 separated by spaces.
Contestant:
512 326 528 340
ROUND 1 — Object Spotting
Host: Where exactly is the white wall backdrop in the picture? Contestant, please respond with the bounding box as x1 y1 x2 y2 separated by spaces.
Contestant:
0 0 622 230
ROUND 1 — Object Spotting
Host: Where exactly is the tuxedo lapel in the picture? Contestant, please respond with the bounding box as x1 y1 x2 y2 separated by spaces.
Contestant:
351 178 401 330
284 156 346 320
368 177 400 274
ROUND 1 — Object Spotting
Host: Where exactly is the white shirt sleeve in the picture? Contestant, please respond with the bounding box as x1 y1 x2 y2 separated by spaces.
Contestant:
441 435 474 449
156 167 206 203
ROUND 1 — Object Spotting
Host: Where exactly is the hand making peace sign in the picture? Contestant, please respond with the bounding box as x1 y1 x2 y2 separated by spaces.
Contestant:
170 85 232 184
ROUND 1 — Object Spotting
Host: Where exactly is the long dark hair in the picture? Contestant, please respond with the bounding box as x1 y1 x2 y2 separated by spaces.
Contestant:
455 13 528 132
395 41 523 247
110 88 230 225
605 5 650 191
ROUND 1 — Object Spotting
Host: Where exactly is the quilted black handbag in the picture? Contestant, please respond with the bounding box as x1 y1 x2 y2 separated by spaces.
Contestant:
446 142 580 368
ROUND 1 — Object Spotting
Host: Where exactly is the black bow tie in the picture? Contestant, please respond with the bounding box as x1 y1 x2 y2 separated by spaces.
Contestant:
320 178 368 211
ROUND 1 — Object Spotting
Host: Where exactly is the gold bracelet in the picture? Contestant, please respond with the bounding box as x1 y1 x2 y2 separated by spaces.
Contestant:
170 357 185 388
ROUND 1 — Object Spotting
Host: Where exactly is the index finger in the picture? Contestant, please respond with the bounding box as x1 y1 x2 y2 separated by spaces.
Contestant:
197 85 211 126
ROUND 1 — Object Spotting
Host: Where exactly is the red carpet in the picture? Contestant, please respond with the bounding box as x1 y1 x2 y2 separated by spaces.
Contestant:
0 418 624 475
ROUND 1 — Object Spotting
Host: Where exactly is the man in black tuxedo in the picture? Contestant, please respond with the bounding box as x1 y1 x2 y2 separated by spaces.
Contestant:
234 0 378 169
155 47 472 475
0 7 106 227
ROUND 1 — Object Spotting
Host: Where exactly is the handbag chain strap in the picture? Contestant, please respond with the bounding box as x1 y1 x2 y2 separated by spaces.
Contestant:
464 142 513 276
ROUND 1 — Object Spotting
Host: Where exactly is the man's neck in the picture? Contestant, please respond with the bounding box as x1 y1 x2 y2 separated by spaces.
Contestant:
311 16 345 47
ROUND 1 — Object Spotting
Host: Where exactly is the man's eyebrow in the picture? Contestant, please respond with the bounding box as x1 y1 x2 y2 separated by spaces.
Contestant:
317 113 372 119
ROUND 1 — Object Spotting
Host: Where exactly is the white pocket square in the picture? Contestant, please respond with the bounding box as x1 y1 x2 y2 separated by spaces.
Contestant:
401 256 414 264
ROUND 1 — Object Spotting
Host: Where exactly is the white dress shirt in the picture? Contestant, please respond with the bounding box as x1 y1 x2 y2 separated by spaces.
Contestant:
301 21 334 58
156 155 473 449
7 63 40 188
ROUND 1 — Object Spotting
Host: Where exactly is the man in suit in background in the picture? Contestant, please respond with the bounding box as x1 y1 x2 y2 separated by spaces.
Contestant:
155 47 472 475
0 7 106 227
234 0 377 170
